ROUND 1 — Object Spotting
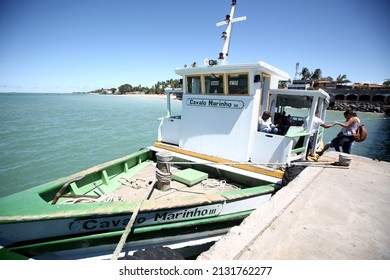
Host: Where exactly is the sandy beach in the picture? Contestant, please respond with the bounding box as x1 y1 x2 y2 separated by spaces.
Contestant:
124 93 173 99
90 93 177 100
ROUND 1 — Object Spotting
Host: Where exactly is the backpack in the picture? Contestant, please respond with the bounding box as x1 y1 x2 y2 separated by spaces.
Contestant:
353 124 367 142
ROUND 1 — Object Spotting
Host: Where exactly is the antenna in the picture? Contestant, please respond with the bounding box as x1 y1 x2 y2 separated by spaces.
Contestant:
216 0 246 65
294 62 300 80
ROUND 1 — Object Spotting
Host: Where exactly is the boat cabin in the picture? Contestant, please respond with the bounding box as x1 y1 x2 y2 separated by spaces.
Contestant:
157 63 330 168
155 0 330 177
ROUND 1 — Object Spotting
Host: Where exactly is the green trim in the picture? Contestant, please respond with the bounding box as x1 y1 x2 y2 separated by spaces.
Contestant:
0 247 30 260
291 147 306 154
0 182 274 223
285 131 311 138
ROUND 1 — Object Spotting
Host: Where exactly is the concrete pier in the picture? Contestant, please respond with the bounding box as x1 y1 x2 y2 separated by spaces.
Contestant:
198 151 390 260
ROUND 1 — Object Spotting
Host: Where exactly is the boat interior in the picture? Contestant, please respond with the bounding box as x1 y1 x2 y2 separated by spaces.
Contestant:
38 149 275 206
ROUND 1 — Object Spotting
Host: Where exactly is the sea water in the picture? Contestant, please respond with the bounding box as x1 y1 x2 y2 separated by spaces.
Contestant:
0 93 181 197
0 93 389 198
284 107 390 162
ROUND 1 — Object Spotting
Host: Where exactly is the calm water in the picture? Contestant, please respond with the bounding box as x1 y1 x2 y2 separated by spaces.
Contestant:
0 93 389 198
0 93 181 198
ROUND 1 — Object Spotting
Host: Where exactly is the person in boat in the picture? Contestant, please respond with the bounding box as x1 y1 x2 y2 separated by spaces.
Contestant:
317 110 359 155
275 111 291 135
258 111 278 134
304 111 335 158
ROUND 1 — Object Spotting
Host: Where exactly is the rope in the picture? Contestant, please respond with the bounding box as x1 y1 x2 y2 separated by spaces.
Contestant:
60 193 122 204
155 168 171 183
111 180 155 260
155 158 351 168
118 178 149 189
165 160 288 167
151 159 353 172
201 179 238 190
201 179 225 189
156 152 173 162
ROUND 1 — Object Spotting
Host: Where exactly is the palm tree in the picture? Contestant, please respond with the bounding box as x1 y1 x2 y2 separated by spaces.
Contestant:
169 79 181 88
324 76 333 81
336 74 351 88
310 69 322 80
382 79 390 87
300 67 311 80
278 79 291 89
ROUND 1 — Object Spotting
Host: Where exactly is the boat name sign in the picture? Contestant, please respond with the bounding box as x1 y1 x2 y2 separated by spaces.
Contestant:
69 204 223 232
187 98 244 109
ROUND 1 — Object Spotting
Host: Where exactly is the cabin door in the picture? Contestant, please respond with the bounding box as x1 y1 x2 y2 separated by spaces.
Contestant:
259 74 271 114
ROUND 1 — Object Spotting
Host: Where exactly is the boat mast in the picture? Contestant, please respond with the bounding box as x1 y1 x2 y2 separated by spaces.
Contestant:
216 0 246 65
294 62 300 80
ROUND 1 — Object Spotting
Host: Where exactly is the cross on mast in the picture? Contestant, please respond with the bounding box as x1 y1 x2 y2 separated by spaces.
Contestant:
216 0 246 65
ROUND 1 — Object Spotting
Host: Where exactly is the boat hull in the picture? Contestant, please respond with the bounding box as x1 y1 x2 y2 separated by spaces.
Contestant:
0 148 275 259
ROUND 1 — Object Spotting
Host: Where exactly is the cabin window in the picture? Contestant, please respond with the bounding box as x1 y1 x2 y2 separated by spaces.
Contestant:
227 73 249 95
205 74 224 94
187 76 202 94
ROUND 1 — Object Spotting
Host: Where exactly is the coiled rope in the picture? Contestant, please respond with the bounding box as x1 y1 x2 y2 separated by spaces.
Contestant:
201 178 238 190
60 193 122 204
118 178 149 189
155 168 171 184
155 152 173 191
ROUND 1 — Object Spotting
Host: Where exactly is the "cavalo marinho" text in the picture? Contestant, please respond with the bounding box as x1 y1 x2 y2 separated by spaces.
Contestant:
69 204 222 232
187 98 244 109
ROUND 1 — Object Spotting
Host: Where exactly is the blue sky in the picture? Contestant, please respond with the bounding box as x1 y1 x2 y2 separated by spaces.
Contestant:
0 0 389 93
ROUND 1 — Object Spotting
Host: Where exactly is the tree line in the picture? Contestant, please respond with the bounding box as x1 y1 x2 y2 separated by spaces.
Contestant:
300 67 350 85
89 79 181 95
276 66 390 90
90 69 390 94
298 67 390 87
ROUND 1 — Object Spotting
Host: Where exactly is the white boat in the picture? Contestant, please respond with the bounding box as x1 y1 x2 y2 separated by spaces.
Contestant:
154 1 330 182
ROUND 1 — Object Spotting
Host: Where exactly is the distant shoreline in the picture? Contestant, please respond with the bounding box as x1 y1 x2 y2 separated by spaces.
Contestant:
0 92 177 100
87 92 176 99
